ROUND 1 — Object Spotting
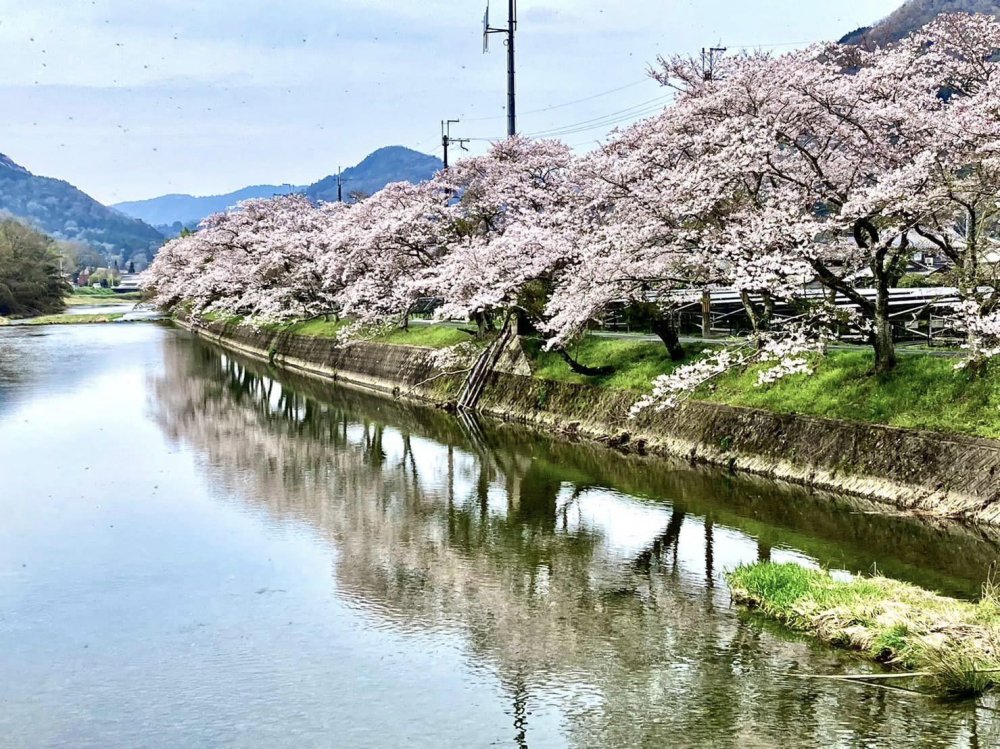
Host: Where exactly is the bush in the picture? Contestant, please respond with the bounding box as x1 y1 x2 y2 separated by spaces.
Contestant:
898 272 951 289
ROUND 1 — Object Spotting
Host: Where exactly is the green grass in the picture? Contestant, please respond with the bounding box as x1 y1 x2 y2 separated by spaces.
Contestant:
19 312 126 325
269 318 348 337
524 337 1000 438
375 324 471 348
70 287 141 298
64 295 138 307
703 350 1000 439
71 287 118 296
224 316 472 349
727 562 1000 697
524 336 699 391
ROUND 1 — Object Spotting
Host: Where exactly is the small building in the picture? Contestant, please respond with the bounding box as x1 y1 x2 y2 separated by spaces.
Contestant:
115 273 142 294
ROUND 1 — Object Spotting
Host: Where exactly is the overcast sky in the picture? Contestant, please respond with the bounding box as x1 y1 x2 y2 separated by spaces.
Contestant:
0 0 901 203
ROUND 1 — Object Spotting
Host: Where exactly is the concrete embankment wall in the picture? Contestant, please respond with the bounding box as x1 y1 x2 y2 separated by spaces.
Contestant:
178 318 1000 525
176 317 465 399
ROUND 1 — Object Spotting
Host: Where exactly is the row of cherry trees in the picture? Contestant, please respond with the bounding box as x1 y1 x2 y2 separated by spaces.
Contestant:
145 13 1000 407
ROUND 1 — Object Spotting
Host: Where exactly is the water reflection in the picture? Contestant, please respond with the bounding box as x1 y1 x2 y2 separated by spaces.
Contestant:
150 334 1000 748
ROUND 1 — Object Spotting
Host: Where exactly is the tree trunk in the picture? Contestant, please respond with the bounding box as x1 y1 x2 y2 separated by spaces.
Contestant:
700 289 712 339
739 290 773 343
961 205 980 352
650 310 685 362
472 310 493 339
872 279 896 376
556 348 614 377
515 308 537 336
855 218 897 375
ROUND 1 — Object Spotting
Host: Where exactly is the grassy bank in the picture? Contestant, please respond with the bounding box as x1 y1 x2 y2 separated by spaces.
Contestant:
64 294 139 307
202 315 474 350
18 313 126 325
524 336 693 391
277 318 470 348
727 562 1000 697
704 351 1000 439
521 337 1000 440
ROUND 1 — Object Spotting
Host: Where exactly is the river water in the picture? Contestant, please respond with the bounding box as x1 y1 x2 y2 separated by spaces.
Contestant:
1 323 998 748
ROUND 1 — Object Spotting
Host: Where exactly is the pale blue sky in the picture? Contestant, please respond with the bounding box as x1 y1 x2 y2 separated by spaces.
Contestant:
0 0 901 202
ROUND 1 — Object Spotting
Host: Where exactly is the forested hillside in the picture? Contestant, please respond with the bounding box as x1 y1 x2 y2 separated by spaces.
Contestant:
0 153 163 261
841 0 1000 46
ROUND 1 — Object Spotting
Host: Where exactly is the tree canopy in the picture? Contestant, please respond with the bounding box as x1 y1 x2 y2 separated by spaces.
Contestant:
0 219 70 316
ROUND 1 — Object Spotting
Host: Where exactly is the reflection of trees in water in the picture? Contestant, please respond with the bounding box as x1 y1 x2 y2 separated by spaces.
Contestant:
150 334 995 749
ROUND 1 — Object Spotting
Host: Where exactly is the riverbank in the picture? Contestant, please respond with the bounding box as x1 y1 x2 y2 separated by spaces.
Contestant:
174 316 1000 525
728 562 1000 697
64 293 141 307
2 312 127 326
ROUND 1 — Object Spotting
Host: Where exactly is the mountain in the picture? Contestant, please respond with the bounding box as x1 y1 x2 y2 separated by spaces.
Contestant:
113 146 443 228
113 184 302 228
305 146 442 203
840 0 1000 47
0 152 163 261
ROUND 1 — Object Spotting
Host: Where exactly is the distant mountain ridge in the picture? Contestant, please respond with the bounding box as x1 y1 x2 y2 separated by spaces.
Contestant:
305 146 443 204
113 184 303 228
114 146 443 228
0 152 163 260
840 0 1000 47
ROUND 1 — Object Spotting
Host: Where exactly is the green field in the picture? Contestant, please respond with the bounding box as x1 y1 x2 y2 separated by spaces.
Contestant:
257 317 473 349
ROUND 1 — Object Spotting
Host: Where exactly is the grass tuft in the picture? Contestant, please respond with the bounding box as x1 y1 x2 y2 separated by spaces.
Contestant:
727 562 1000 697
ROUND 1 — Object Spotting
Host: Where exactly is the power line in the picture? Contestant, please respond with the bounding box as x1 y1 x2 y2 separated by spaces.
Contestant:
458 94 673 145
525 94 673 138
460 77 654 122
727 38 822 49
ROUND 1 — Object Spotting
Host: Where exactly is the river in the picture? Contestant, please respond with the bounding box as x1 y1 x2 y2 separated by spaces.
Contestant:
1 322 998 748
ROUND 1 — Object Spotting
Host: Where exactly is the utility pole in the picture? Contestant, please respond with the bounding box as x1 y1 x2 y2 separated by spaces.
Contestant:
441 119 469 169
701 46 727 81
484 0 518 137
336 167 345 202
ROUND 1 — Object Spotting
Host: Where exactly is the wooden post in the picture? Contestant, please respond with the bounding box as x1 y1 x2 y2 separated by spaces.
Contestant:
701 289 712 339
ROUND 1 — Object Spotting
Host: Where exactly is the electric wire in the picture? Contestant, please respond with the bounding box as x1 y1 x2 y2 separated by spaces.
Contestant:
459 77 655 122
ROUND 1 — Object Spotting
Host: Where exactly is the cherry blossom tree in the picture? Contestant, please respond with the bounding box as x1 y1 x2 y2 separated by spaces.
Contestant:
541 108 725 362
335 179 454 331
144 195 337 321
429 136 578 338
